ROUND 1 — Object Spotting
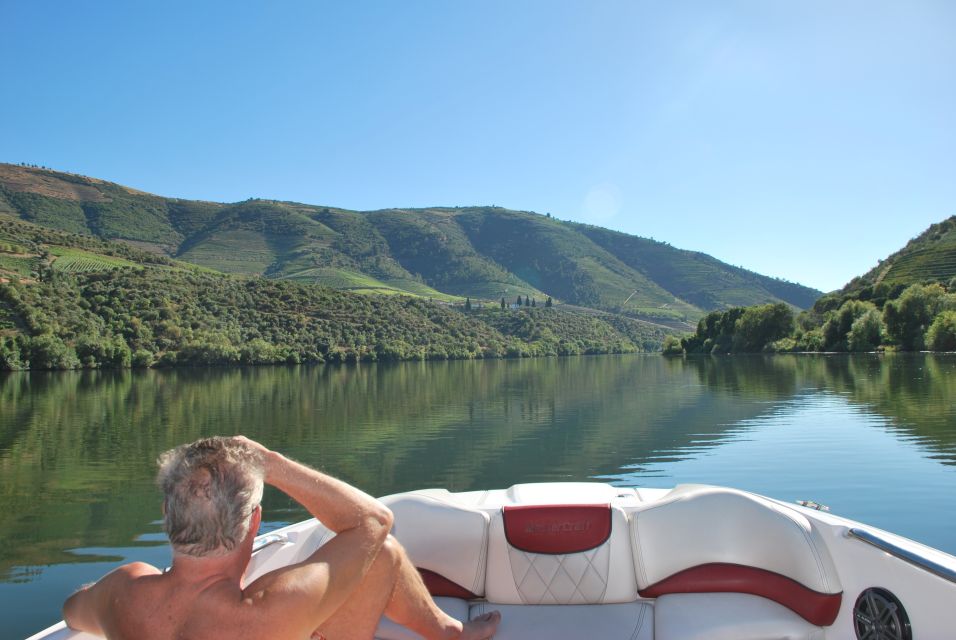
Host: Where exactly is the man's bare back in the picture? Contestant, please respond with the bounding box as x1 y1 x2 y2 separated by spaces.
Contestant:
63 436 500 640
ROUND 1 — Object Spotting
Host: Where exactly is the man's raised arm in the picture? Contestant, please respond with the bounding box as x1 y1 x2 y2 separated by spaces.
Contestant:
237 437 395 631
242 437 393 535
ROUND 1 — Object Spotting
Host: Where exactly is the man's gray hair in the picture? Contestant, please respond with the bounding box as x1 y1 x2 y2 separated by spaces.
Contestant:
157 437 265 557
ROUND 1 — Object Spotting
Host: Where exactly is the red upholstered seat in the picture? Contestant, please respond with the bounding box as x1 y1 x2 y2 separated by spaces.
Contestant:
503 504 612 554
640 563 842 626
418 568 479 600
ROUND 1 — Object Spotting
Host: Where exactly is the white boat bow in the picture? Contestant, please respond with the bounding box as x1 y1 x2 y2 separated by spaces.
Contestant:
27 482 956 639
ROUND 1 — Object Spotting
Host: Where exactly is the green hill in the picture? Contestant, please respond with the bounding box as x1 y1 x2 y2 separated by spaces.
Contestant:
368 208 542 300
0 215 669 369
456 208 684 313
842 216 956 296
577 224 819 310
0 163 822 323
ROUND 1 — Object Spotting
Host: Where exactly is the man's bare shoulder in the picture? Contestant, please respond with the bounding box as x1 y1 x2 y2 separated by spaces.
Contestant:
102 562 165 600
71 562 162 603
88 565 273 640
118 561 164 579
63 562 163 637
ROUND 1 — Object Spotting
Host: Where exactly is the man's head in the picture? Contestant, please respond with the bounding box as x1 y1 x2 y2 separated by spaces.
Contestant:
157 436 265 558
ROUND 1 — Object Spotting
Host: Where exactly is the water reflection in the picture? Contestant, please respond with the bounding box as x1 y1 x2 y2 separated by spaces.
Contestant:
1 354 955 637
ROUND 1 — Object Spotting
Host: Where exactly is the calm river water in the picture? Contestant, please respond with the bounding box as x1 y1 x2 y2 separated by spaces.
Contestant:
2 353 956 638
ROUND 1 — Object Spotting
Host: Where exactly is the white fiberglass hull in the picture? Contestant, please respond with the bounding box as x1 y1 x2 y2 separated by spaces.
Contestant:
26 483 956 640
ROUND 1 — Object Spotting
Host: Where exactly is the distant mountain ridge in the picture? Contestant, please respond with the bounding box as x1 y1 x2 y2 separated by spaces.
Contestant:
0 163 821 322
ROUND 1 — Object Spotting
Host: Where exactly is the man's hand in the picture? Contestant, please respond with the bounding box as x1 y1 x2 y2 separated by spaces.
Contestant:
229 435 277 482
228 435 392 535
231 435 269 457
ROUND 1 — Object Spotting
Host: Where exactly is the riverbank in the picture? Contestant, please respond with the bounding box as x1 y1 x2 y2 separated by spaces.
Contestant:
0 268 668 370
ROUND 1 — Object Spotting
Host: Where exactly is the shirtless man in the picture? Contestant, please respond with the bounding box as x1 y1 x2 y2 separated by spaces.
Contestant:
63 436 500 640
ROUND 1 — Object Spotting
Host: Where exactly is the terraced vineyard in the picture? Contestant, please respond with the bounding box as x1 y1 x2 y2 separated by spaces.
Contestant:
879 244 956 286
0 229 37 279
279 268 462 301
177 230 278 274
379 278 462 302
281 267 395 289
49 247 139 272
846 217 956 294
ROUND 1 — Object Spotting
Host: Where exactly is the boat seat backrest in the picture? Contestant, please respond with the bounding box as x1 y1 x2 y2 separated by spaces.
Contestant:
630 486 842 626
485 503 638 605
381 491 490 598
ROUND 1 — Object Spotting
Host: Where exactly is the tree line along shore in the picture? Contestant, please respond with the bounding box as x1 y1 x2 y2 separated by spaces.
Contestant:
664 280 956 355
0 268 668 371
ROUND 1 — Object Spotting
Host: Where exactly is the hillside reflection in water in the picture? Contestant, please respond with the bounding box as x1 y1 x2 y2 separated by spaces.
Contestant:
1 353 955 637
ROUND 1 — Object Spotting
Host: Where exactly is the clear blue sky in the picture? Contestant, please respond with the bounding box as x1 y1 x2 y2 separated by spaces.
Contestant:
3 1 954 292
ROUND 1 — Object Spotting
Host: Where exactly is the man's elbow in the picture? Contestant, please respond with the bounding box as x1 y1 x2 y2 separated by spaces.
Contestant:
366 504 394 541
62 588 89 630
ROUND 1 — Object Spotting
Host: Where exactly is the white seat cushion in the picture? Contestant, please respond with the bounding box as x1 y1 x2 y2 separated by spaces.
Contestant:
381 491 490 597
631 486 841 596
655 593 825 640
375 597 469 640
470 601 653 640
630 486 842 626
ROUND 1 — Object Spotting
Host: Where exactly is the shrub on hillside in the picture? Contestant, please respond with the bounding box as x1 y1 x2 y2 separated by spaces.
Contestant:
680 307 744 354
926 311 956 352
132 349 155 368
731 303 794 353
75 334 132 368
883 284 948 350
661 335 683 355
847 308 885 352
28 334 80 370
822 300 877 351
0 336 22 369
794 328 825 352
178 336 241 366
769 337 798 352
676 303 792 354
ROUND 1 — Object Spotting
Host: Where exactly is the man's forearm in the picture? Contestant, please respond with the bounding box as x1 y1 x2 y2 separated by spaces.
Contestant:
263 450 393 534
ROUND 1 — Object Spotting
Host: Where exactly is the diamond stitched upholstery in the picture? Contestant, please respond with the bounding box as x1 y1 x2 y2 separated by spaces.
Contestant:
485 505 637 604
507 538 611 604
